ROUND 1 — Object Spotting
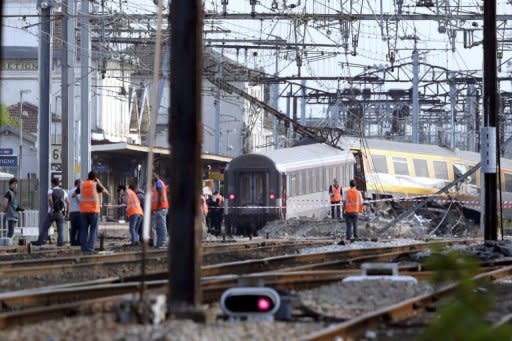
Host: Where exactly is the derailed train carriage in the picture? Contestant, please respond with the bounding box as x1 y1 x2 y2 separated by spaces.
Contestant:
223 143 356 235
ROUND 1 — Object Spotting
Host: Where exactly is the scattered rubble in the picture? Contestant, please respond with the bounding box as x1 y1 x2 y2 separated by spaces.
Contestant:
260 200 479 240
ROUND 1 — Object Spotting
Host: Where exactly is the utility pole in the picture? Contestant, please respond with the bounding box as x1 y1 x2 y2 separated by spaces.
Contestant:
286 87 291 145
300 79 306 125
467 83 477 151
37 0 53 231
19 89 31 179
169 0 204 315
80 0 91 179
449 71 457 149
411 48 420 144
214 52 222 154
272 53 279 149
62 0 76 189
482 1 498 241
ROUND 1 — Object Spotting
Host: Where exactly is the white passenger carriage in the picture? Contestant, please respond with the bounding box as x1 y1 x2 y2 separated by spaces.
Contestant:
224 143 355 235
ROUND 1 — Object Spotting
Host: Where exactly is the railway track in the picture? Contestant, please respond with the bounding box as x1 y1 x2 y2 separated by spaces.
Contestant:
304 265 512 340
0 238 479 329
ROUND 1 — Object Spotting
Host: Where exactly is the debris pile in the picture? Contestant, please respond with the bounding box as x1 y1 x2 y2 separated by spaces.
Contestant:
259 199 479 239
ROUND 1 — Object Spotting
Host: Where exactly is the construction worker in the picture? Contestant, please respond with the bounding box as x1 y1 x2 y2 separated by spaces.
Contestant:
328 178 342 219
125 184 143 245
77 171 109 253
151 172 169 248
343 179 364 241
2 178 23 240
33 177 70 246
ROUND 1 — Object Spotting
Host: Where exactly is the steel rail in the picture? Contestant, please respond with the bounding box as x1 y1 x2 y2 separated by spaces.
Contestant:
304 265 512 340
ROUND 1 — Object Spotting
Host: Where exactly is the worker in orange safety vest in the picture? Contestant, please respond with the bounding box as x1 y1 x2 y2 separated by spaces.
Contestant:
328 178 342 219
343 179 364 241
78 171 109 253
151 172 169 248
125 184 143 245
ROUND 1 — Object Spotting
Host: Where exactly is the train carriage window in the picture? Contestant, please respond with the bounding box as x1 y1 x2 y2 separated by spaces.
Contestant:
467 166 478 185
289 172 297 197
413 159 429 178
321 168 326 191
302 170 307 195
392 157 409 176
505 173 512 192
313 168 319 192
433 161 449 180
371 155 388 173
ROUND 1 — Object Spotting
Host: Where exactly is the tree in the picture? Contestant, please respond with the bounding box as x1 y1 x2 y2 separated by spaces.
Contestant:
0 103 19 128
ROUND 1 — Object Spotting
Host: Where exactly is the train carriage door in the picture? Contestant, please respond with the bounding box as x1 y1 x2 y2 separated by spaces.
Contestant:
239 172 267 206
352 150 367 192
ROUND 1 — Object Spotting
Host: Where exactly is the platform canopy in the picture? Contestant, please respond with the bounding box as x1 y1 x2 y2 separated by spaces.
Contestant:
0 171 14 180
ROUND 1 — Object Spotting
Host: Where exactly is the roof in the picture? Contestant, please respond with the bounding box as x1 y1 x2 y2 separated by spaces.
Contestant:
338 137 455 158
91 142 232 163
256 143 354 172
1 46 38 60
0 126 37 144
8 102 38 135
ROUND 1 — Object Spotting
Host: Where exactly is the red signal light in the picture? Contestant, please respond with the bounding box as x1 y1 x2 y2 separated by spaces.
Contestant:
269 193 275 200
257 297 271 311
220 287 281 319
229 194 235 200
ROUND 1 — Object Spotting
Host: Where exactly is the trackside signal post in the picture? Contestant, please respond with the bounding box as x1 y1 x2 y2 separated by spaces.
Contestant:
168 0 206 320
482 1 498 241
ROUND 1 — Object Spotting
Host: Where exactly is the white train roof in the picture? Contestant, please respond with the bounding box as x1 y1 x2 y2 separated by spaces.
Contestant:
255 143 355 173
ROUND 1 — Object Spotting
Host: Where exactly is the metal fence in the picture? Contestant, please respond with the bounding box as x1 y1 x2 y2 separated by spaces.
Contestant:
0 210 50 242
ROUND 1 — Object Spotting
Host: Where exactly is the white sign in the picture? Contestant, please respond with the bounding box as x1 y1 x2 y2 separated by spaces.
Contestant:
51 145 62 164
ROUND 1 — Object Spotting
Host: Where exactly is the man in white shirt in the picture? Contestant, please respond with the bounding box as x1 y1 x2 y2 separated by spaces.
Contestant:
33 178 70 246
68 179 81 246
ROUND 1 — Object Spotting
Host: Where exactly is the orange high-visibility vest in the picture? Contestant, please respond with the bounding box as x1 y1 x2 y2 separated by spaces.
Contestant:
151 179 169 211
330 185 342 202
126 189 143 218
80 180 100 213
344 188 363 213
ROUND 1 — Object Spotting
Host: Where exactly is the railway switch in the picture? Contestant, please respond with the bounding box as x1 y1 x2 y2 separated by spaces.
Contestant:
220 287 281 321
343 262 418 284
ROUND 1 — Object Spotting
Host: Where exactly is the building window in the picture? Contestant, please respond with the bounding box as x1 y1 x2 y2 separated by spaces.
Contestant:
413 159 429 178
433 160 449 180
371 155 388 173
392 157 409 176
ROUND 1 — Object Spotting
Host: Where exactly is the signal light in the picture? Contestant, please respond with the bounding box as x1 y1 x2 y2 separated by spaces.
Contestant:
229 193 235 200
269 193 275 200
220 287 281 321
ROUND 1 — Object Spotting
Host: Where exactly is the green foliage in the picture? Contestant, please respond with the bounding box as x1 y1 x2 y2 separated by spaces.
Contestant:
419 251 512 341
0 103 19 128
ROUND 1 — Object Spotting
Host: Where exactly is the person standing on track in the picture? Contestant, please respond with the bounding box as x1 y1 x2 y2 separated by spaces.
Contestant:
77 171 109 253
125 184 143 245
33 177 70 246
151 172 169 248
328 178 342 219
2 178 23 240
343 179 364 241
68 179 81 246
